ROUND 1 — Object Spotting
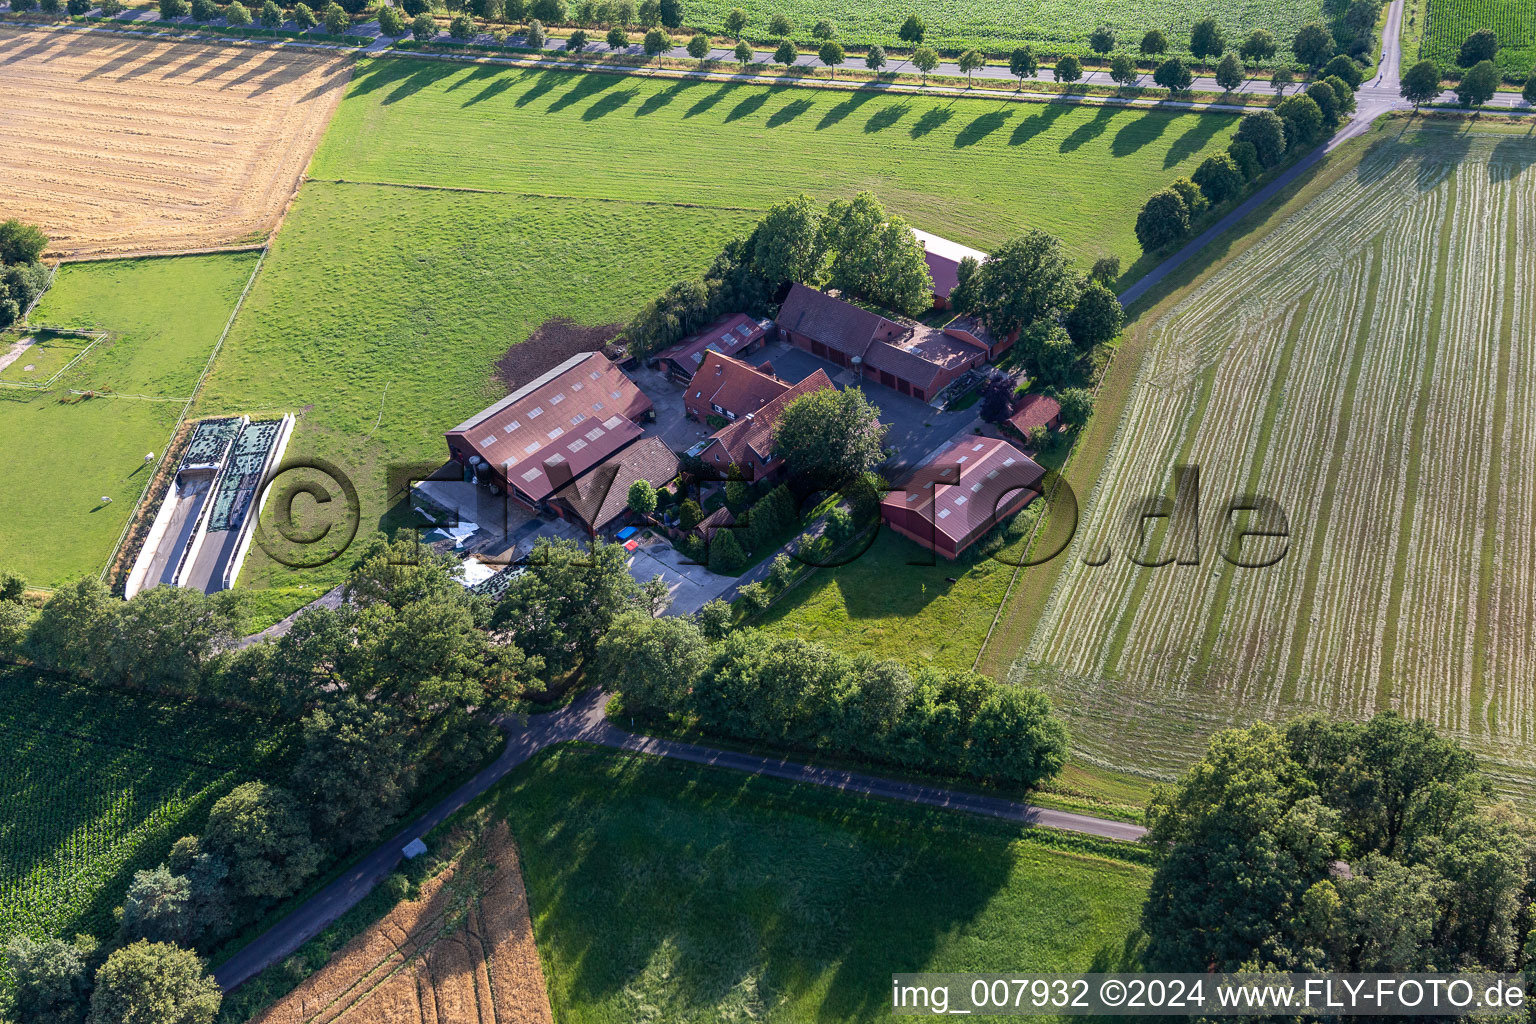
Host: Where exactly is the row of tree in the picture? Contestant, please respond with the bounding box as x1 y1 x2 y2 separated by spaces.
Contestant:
1134 67 1360 255
600 614 1070 787
153 0 352 32
0 219 49 331
1401 29 1534 108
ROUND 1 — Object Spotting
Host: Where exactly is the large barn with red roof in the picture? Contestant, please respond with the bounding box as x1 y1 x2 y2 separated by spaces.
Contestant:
880 435 1045 559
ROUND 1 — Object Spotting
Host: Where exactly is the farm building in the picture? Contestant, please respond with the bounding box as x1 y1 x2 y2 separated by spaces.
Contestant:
911 229 988 311
775 284 992 403
941 315 1015 361
652 313 773 383
684 352 788 423
1007 394 1063 438
692 367 836 481
550 436 679 534
880 436 1044 560
445 351 652 512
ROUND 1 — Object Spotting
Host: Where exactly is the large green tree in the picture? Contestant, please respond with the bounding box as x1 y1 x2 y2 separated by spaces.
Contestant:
771 386 887 487
1142 713 1534 975
750 193 823 287
598 611 708 719
198 781 322 905
4 934 96 1024
491 537 642 677
972 229 1080 336
819 192 933 316
87 942 220 1024
292 698 417 851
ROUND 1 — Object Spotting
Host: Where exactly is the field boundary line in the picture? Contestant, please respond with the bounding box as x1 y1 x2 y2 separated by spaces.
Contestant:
0 327 109 391
52 242 270 263
309 177 773 213
98 247 268 582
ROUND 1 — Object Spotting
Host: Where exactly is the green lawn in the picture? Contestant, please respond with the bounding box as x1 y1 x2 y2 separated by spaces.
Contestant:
193 184 757 604
0 254 259 589
0 669 291 974
488 745 1149 1023
317 58 1241 272
754 527 1029 672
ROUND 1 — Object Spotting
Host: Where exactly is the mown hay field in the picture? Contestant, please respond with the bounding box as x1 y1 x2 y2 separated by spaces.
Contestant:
684 0 1329 62
0 28 351 257
1416 0 1535 79
253 821 552 1024
0 669 290 978
1012 123 1536 799
0 253 260 588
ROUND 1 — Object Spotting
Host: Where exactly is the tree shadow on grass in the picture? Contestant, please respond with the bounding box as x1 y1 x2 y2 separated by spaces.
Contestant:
1059 103 1117 153
1008 100 1069 147
767 96 814 127
863 102 910 132
1488 128 1536 183
954 107 1015 147
909 104 954 139
463 69 517 107
635 79 689 116
724 88 773 122
503 748 1026 1023
582 86 640 120
684 81 734 117
543 68 619 113
1109 109 1172 157
1162 112 1227 168
374 61 456 106
816 89 874 130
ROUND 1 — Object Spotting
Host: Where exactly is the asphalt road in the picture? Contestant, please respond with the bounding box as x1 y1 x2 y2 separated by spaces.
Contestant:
212 687 1146 993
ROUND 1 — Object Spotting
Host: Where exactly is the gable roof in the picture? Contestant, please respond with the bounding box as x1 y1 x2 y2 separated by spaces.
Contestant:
864 327 979 391
911 230 988 301
553 435 678 533
1008 394 1063 436
689 352 788 418
882 435 1044 548
702 368 836 467
775 283 904 358
446 351 652 502
654 313 770 377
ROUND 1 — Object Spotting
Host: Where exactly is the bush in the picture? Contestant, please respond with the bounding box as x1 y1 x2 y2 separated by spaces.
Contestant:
448 10 474 36
707 528 747 575
409 9 433 37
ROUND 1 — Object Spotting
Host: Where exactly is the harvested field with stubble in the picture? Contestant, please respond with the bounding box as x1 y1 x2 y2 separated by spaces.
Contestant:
1011 123 1536 801
253 821 552 1024
0 28 351 257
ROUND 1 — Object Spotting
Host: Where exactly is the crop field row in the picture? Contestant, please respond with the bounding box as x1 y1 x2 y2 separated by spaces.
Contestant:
0 669 291 961
684 0 1331 61
1418 0 1535 78
1013 126 1536 800
0 29 351 258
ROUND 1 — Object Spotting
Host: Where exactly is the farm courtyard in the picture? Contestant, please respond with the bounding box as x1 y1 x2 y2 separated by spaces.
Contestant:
1011 121 1536 799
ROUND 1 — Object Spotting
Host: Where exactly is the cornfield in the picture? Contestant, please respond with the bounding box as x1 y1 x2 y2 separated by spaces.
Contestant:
1420 0 1535 79
0 671 289 974
1015 126 1536 800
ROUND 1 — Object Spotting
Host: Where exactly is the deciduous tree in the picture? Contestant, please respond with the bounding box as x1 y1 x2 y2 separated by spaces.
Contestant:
897 12 923 44
1152 56 1192 91
1457 27 1498 67
772 387 887 487
911 44 937 83
1292 20 1335 67
957 47 984 85
1189 17 1223 60
1139 28 1167 56
1008 44 1037 88
87 942 220 1024
1456 58 1499 107
1052 53 1081 83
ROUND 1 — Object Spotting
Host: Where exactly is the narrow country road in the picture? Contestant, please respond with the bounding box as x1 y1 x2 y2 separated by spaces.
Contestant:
1117 0 1409 307
212 687 1145 993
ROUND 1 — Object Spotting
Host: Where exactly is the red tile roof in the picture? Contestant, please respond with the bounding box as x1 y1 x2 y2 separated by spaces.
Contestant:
701 368 836 468
552 436 679 533
776 283 904 358
881 436 1044 549
446 352 652 502
695 505 737 539
865 327 979 391
653 313 770 378
1008 394 1063 435
689 352 788 419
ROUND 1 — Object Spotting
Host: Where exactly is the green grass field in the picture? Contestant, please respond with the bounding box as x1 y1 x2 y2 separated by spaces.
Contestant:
0 668 291 970
0 254 259 589
682 0 1329 62
1415 0 1534 79
486 745 1149 1022
755 527 1028 673
317 59 1240 270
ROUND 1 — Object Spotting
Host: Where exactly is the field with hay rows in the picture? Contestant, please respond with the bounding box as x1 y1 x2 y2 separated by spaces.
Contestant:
1013 123 1536 800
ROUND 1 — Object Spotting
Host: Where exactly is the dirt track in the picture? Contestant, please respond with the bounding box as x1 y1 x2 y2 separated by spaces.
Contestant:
252 820 554 1024
0 28 351 258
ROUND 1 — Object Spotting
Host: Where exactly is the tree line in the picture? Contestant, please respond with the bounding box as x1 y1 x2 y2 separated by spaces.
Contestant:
1401 29 1532 109
0 220 49 331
